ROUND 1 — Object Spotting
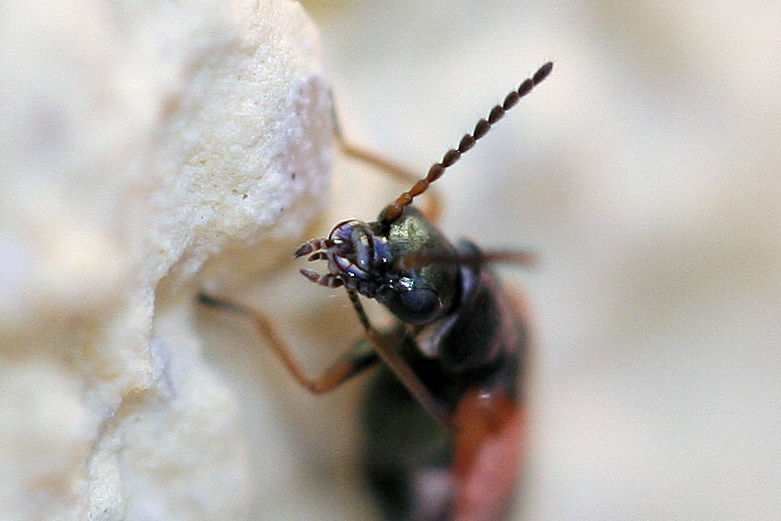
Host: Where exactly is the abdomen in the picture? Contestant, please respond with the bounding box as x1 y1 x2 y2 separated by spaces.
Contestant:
361 279 529 521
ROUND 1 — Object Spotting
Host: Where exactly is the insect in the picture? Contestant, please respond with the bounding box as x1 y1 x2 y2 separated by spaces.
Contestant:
199 61 553 521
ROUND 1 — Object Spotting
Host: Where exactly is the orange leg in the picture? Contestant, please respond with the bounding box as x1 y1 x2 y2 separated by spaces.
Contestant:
345 289 452 429
198 293 379 393
334 121 442 223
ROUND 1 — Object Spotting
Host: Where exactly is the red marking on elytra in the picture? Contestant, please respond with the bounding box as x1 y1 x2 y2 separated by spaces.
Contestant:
452 389 525 521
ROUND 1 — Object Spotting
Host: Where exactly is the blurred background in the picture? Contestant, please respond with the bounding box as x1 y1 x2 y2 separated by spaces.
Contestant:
205 1 780 520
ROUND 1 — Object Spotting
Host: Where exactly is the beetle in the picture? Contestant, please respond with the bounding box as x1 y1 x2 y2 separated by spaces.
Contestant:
199 61 552 521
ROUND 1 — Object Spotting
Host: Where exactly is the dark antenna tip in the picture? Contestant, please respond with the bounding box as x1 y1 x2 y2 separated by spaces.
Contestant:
381 61 554 226
534 61 553 84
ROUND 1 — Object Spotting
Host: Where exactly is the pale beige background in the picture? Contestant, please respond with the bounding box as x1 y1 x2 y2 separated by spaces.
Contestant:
204 1 780 520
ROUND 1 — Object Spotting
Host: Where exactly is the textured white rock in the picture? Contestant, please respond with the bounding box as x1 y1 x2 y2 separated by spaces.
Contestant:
0 1 332 520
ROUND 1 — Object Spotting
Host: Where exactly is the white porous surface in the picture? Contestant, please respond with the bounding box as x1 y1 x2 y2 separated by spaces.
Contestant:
0 1 332 520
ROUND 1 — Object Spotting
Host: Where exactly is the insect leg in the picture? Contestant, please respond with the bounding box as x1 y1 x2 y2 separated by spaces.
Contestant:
198 293 379 393
345 289 452 429
331 106 442 223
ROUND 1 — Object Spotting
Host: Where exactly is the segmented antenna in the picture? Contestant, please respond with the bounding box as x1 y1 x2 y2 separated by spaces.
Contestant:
381 61 553 225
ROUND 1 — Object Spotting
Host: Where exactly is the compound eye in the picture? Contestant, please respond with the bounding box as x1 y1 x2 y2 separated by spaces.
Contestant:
397 287 441 324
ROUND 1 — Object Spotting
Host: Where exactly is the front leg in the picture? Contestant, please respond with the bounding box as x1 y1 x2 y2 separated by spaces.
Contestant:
346 290 452 429
198 292 379 393
330 97 442 223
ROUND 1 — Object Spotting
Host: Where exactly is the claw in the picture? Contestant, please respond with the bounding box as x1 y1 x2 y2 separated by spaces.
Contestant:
294 238 334 259
307 252 328 262
294 242 314 258
299 269 343 288
299 268 319 281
